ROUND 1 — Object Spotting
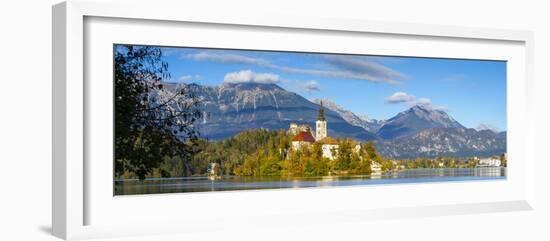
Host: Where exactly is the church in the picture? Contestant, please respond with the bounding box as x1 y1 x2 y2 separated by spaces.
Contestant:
289 101 341 160
287 101 383 173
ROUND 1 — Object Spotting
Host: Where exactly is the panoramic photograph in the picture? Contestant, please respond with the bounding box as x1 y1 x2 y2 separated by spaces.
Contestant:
114 44 507 195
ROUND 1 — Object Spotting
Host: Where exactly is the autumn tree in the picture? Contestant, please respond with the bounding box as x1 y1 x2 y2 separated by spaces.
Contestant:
114 44 203 180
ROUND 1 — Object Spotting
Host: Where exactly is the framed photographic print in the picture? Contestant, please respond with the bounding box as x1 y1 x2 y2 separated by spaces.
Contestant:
53 0 535 240
112 44 508 195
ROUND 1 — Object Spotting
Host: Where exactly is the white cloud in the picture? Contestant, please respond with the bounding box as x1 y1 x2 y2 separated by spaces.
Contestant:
300 80 320 92
385 92 448 111
385 92 415 104
186 52 269 65
323 55 406 84
185 51 406 84
177 74 201 82
223 70 280 84
178 75 193 82
413 98 448 111
414 97 432 106
476 123 499 132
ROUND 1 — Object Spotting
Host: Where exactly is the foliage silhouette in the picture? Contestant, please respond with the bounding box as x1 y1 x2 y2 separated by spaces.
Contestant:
114 45 203 180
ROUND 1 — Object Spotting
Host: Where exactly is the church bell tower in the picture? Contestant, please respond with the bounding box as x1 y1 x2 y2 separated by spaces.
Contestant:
316 101 327 140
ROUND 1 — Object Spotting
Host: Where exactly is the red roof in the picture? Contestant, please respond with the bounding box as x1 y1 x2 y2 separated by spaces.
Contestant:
292 131 316 143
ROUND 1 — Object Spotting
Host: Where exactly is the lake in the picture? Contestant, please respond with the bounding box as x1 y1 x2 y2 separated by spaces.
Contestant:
114 167 506 195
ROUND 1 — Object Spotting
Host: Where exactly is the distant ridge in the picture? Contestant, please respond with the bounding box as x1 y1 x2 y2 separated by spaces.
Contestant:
159 81 505 158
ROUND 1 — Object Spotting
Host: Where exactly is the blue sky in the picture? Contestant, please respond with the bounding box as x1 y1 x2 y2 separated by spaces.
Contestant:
156 46 506 131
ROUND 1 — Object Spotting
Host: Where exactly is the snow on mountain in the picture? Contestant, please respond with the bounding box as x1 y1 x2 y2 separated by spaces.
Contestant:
312 98 385 132
376 105 464 140
162 82 378 141
375 128 506 158
157 82 505 158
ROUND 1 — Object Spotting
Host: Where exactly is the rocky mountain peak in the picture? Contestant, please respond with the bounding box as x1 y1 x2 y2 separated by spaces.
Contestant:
377 105 463 140
220 82 283 91
312 98 385 133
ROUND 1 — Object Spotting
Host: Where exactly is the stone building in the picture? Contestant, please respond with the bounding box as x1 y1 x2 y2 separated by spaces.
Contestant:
290 101 345 160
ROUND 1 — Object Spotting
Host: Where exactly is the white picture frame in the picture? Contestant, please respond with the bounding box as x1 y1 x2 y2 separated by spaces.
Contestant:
52 0 535 240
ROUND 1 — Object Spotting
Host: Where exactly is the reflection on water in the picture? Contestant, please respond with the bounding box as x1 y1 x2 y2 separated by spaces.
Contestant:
114 167 506 195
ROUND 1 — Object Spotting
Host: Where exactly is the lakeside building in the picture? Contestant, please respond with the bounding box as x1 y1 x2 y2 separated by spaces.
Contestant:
477 157 502 167
290 101 361 161
291 131 316 150
315 102 327 140
319 137 339 160
288 123 313 136
371 161 382 173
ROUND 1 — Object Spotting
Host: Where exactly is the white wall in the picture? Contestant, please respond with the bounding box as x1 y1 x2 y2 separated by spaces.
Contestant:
1 0 548 240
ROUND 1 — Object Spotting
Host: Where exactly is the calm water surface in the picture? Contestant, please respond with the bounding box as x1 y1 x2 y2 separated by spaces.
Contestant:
114 167 506 195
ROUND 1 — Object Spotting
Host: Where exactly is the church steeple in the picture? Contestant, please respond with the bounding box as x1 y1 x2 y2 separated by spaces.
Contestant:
318 100 326 121
315 100 327 141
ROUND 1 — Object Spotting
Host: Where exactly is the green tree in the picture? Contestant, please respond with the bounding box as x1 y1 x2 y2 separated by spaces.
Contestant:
356 147 372 174
114 44 204 180
335 139 353 171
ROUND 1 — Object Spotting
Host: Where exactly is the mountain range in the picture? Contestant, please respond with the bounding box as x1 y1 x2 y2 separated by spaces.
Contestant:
166 82 378 141
160 82 506 158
